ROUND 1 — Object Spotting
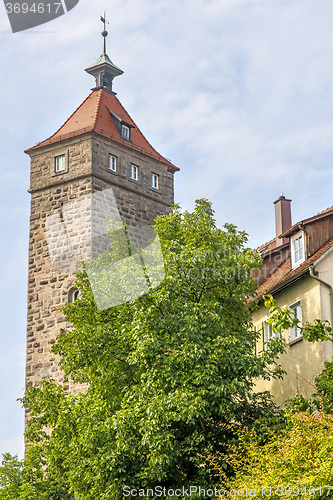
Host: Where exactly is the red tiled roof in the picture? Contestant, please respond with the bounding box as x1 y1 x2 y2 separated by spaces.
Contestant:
25 89 179 171
255 236 333 299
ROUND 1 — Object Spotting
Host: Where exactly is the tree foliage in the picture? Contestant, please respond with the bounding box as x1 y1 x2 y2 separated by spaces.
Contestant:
314 360 333 413
8 200 289 499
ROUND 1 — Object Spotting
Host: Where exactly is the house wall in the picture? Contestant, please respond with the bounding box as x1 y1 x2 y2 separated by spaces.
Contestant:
252 273 329 407
315 248 333 363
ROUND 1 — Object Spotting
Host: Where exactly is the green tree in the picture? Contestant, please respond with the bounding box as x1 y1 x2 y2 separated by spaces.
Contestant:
0 453 22 499
21 199 286 499
0 450 72 499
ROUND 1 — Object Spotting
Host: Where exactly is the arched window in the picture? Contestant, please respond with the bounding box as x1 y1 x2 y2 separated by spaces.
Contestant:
68 287 80 303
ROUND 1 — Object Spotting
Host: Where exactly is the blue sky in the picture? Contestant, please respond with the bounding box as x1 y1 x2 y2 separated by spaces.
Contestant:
1 0 333 459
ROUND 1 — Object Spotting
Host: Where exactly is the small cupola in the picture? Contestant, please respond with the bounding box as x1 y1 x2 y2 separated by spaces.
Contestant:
85 14 123 93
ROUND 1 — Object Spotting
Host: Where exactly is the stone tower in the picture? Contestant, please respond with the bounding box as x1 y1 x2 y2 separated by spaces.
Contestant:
25 33 179 391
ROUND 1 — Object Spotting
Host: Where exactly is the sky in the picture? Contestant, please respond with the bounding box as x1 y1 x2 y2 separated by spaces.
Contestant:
1 0 333 459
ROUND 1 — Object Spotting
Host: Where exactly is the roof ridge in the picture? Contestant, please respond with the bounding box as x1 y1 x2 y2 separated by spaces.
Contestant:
282 203 333 237
312 204 333 218
35 92 95 149
92 89 103 131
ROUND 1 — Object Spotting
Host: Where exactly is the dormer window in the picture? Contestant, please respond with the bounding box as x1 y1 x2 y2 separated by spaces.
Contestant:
108 110 133 141
121 125 130 140
259 246 267 257
291 231 305 268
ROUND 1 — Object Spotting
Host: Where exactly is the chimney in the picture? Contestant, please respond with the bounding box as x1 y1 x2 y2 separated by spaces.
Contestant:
273 194 292 246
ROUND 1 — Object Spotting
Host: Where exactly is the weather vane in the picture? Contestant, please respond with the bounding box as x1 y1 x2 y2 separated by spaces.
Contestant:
100 13 109 55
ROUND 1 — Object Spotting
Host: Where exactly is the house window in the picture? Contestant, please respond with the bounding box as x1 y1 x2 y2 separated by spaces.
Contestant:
263 320 275 348
121 125 130 140
130 164 138 180
151 173 159 189
289 301 302 341
108 154 117 172
55 154 65 173
291 231 305 268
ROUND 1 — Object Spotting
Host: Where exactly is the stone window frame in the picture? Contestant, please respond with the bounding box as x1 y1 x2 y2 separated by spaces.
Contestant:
151 173 159 189
108 154 117 173
55 154 65 173
53 151 68 176
130 164 138 181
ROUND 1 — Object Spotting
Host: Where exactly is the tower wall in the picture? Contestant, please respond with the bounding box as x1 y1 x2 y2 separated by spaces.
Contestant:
26 131 175 391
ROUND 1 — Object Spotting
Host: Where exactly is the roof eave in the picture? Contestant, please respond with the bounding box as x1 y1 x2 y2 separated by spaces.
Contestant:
256 266 310 302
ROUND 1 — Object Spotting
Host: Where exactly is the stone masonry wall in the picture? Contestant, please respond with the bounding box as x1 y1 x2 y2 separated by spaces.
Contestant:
26 132 175 394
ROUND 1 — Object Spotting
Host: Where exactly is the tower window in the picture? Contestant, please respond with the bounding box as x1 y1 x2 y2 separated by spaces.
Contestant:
130 164 138 181
121 125 130 140
108 154 117 172
55 155 65 173
151 173 159 189
68 288 80 303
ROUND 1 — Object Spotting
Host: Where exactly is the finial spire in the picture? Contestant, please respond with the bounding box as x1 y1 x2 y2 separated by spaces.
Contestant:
85 14 123 93
100 12 109 55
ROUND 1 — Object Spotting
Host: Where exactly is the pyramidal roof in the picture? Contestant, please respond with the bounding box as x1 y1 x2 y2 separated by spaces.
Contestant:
25 89 179 171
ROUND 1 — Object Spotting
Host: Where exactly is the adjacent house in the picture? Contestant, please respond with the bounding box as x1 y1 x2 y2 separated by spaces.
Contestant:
252 195 333 407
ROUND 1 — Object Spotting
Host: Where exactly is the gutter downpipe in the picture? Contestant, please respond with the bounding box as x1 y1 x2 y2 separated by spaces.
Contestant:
309 264 333 331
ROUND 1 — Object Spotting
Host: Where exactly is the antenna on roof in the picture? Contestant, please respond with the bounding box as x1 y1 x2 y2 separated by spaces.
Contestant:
100 12 109 55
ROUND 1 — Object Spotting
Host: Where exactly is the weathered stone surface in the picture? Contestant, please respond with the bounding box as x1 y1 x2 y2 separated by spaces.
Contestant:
26 130 176 393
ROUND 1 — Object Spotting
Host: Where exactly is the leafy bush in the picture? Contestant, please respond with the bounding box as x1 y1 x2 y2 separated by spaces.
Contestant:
205 410 333 500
